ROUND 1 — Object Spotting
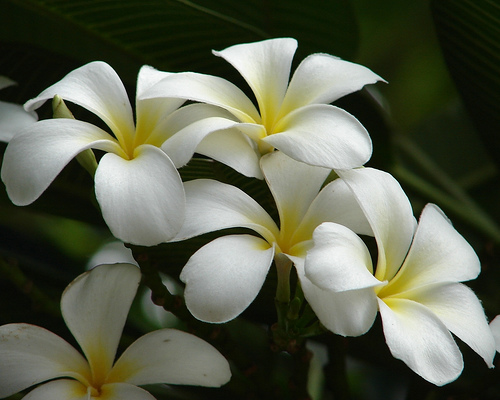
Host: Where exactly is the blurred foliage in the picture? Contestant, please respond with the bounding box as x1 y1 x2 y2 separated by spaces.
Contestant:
1 0 500 399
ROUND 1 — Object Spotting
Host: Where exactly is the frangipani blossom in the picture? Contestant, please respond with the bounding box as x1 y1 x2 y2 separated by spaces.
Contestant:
144 38 384 178
489 315 500 353
1 62 237 245
0 76 37 142
173 150 372 323
304 167 496 385
0 263 231 399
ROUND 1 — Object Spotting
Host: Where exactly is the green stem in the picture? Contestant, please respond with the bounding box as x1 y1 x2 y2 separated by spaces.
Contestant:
275 253 293 304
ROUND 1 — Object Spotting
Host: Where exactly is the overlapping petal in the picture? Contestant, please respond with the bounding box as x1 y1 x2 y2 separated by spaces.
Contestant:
1 118 121 206
0 100 37 142
61 263 141 383
95 145 185 245
180 235 275 323
22 379 90 400
0 324 91 398
108 329 231 387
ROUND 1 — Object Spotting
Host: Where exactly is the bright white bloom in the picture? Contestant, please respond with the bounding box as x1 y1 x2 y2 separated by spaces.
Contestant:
304 167 496 385
0 76 37 142
0 263 231 399
1 62 236 245
144 38 383 178
489 315 500 353
173 150 372 323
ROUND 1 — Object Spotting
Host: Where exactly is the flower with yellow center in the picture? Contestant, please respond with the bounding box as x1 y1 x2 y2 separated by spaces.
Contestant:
0 263 231 399
143 38 384 179
303 167 496 385
1 62 237 245
172 150 372 323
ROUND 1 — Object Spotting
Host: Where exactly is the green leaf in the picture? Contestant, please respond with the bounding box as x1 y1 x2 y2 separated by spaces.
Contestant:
431 0 500 166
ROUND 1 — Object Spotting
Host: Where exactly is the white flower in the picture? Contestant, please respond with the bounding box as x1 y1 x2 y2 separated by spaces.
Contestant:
173 150 371 323
1 62 236 245
0 76 37 142
144 38 383 178
489 315 500 353
0 263 231 399
304 167 496 385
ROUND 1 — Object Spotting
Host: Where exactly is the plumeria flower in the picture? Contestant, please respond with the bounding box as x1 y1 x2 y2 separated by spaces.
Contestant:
144 38 384 178
303 167 496 385
0 76 37 142
172 150 372 323
489 315 500 353
1 62 237 245
0 263 231 399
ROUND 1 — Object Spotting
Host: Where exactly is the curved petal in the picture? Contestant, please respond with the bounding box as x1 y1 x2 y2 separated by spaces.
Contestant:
404 282 495 368
337 168 417 282
295 260 378 337
261 151 331 236
143 72 260 123
95 145 185 245
389 204 480 293
379 298 463 386
195 128 262 179
22 379 89 400
214 38 297 124
263 104 372 169
281 53 384 114
1 118 120 206
490 315 500 353
24 62 135 143
174 179 278 243
305 222 381 292
0 324 90 398
0 100 37 142
109 329 231 387
180 235 274 323
86 241 138 269
98 383 157 400
61 264 141 384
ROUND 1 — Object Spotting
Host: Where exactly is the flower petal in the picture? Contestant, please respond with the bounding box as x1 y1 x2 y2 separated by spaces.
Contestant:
22 379 89 400
214 38 297 124
180 235 274 323
261 151 331 236
24 62 135 142
0 324 90 398
295 260 378 337
95 145 185 245
391 204 480 292
108 329 231 387
1 118 120 206
61 264 141 383
0 76 15 90
98 383 157 400
490 315 500 353
378 297 463 386
404 282 495 368
0 100 37 142
174 179 278 243
337 168 416 282
281 53 384 114
305 222 381 292
263 104 372 169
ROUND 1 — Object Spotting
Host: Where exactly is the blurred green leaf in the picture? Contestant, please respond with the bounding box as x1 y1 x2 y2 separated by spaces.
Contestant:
432 0 500 166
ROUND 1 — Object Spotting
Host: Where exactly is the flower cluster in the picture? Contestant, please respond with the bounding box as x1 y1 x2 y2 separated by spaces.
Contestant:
0 38 496 398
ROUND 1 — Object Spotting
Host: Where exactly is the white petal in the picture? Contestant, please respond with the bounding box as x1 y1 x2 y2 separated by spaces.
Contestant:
295 260 378 337
1 118 120 206
281 53 384 114
143 72 260 123
86 241 138 269
180 235 274 323
0 324 90 398
490 315 500 353
0 76 15 90
61 264 141 382
98 383 157 400
214 38 297 124
0 100 37 142
95 145 185 245
174 179 278 243
379 298 463 386
405 282 496 368
136 65 174 99
24 62 135 142
337 168 416 282
263 104 372 169
261 151 331 235
109 329 231 387
22 379 89 400
305 222 381 291
393 204 480 291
